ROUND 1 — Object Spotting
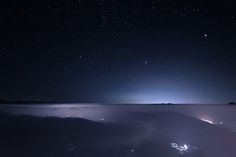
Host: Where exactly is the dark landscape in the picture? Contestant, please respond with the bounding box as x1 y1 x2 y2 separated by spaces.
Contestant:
1 0 236 156
1 104 236 157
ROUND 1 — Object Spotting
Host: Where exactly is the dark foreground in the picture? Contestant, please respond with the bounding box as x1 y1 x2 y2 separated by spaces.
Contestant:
0 105 236 157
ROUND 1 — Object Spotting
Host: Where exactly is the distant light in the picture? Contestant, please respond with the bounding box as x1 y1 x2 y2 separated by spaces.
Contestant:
201 118 213 124
204 34 208 37
171 143 199 153
219 121 224 124
130 149 135 153
171 143 188 152
184 144 188 150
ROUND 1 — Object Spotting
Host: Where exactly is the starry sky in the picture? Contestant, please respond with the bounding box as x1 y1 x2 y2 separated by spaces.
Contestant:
0 0 236 103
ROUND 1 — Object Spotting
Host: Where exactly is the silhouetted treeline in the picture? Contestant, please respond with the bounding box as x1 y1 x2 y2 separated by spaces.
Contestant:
0 99 54 104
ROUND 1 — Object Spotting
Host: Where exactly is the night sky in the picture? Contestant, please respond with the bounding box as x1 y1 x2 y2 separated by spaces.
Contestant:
1 0 236 103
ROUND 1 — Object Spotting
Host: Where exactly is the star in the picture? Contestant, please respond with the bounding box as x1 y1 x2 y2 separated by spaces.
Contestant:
144 60 148 65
